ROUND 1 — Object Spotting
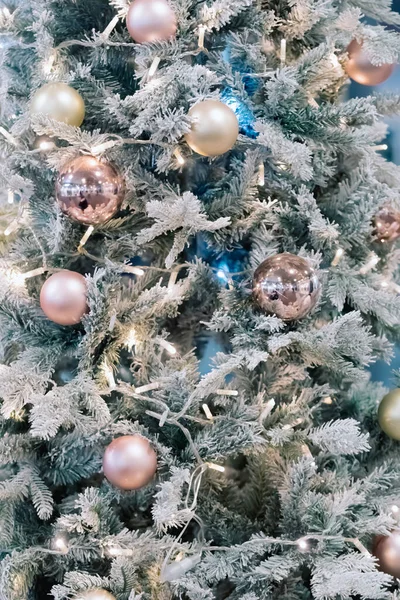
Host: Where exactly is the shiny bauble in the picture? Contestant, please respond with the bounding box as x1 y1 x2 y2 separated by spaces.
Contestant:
30 83 85 127
40 271 87 326
103 434 157 490
346 40 395 86
373 207 400 243
184 100 239 157
378 389 400 440
372 531 400 578
253 253 321 321
56 155 125 225
74 590 116 600
126 0 177 43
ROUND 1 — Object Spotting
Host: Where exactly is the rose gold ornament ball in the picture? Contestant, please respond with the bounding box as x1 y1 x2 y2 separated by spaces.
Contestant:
30 82 85 126
56 155 125 225
373 207 400 243
185 100 239 157
346 40 395 86
40 271 87 326
74 590 116 600
103 434 157 490
253 253 321 321
372 531 400 578
126 0 177 44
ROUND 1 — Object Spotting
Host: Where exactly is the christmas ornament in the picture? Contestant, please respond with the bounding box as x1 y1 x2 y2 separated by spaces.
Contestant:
220 88 258 139
56 155 125 225
346 40 394 86
103 434 157 490
372 531 400 578
40 270 87 326
74 591 116 600
378 389 400 440
373 207 400 243
126 0 177 43
253 253 321 321
30 83 85 127
184 100 239 157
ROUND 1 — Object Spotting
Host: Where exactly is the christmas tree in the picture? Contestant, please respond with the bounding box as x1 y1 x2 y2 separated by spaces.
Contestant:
2 0 400 598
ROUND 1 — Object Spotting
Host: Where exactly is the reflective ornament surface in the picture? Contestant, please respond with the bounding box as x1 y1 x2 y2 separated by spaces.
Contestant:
373 207 400 243
126 0 177 43
56 155 125 225
30 83 85 126
253 253 321 321
378 389 400 440
346 40 394 86
74 590 116 600
185 100 239 157
373 531 400 578
103 434 157 490
40 270 87 326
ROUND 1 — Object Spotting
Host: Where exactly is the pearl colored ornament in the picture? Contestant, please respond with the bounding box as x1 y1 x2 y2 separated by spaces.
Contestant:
346 40 395 86
31 83 85 127
103 434 157 490
56 155 125 225
253 253 321 321
40 271 87 326
184 100 239 157
74 590 116 600
373 207 400 243
378 389 400 440
373 531 400 578
126 0 177 43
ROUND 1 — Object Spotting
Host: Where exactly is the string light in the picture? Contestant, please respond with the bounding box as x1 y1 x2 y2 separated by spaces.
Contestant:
259 398 276 422
174 148 185 165
322 396 333 405
372 144 388 152
123 265 145 276
135 382 160 394
102 362 116 389
38 138 55 152
202 403 214 420
308 96 319 108
207 462 225 472
1 6 10 17
126 327 137 351
7 190 14 204
257 162 265 186
381 280 400 294
158 339 177 355
329 53 340 68
108 311 117 332
42 51 56 75
391 505 400 514
78 226 94 250
198 24 206 48
216 389 238 396
280 39 287 65
0 126 18 146
148 56 161 79
53 535 69 554
331 247 344 266
91 139 118 155
4 219 20 236
359 252 380 275
297 538 309 551
21 266 46 280
102 14 120 38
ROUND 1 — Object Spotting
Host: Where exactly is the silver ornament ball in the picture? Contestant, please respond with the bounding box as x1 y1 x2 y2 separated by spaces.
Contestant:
253 253 321 321
184 100 239 157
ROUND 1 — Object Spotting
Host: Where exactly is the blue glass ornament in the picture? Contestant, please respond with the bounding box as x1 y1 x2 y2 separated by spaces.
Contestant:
221 88 258 139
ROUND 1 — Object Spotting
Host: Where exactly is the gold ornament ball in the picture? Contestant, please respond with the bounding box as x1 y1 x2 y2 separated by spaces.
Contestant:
40 270 88 326
126 0 177 43
184 100 239 157
346 40 395 86
378 389 400 440
373 531 400 578
103 434 157 490
253 253 321 321
56 155 125 225
373 207 400 243
74 590 116 600
30 83 85 127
